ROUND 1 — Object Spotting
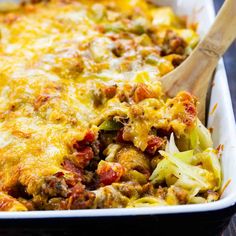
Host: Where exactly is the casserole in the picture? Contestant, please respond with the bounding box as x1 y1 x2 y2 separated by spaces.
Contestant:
0 0 222 211
0 0 235 235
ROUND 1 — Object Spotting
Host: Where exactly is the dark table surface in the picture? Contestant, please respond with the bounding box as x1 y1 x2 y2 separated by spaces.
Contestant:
214 0 236 235
223 37 236 118
222 38 236 235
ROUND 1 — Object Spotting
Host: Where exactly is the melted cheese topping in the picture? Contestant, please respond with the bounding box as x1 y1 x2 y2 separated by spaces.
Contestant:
0 0 200 209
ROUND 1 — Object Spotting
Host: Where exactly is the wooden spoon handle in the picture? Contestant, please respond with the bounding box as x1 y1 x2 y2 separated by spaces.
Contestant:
198 0 236 59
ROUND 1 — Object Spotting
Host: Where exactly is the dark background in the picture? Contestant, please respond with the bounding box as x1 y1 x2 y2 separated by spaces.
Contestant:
214 0 236 235
215 0 236 116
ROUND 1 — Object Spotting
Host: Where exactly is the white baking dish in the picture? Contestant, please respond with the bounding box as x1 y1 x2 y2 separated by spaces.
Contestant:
0 0 235 219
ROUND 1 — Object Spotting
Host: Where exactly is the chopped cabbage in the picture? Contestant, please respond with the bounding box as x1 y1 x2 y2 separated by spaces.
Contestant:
150 133 221 201
176 29 199 48
189 118 213 151
194 148 221 190
104 144 122 162
151 7 182 28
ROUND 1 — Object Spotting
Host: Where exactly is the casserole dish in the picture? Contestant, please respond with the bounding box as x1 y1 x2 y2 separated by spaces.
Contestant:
0 0 235 235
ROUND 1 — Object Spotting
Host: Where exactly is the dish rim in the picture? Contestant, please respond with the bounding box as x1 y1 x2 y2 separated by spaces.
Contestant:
0 0 235 218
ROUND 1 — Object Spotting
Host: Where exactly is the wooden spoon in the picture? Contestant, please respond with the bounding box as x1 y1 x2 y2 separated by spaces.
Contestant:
161 0 236 123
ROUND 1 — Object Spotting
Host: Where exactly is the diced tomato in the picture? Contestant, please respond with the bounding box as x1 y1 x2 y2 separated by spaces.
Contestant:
72 130 96 151
96 161 125 185
183 101 196 126
174 92 197 126
182 98 197 126
146 135 165 155
62 159 83 178
104 85 117 99
54 172 64 178
133 83 156 103
74 147 94 169
83 130 96 143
